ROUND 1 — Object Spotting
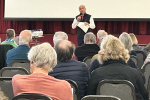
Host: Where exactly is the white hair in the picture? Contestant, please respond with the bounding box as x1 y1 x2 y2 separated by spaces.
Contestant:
97 30 108 40
53 31 68 46
28 42 57 72
84 32 96 43
119 32 133 53
19 30 32 45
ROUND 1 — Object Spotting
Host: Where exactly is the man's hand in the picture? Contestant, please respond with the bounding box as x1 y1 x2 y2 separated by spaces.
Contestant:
84 22 89 26
77 16 81 21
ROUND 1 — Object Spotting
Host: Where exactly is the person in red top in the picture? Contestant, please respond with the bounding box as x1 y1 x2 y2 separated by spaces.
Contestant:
12 42 73 100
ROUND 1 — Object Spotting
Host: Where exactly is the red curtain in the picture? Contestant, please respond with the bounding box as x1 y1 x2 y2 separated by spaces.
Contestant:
0 0 150 35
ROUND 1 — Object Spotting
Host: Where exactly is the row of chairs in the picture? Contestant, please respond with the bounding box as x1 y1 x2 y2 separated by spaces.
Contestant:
0 75 138 100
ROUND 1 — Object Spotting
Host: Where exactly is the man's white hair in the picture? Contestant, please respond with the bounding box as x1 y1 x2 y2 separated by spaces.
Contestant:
97 30 107 40
19 30 32 45
28 42 57 72
84 32 96 43
53 31 68 46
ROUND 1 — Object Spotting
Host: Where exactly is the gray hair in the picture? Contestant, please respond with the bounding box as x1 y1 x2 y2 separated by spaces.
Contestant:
6 29 15 39
119 32 133 53
19 30 32 45
53 31 68 46
97 30 107 40
84 32 96 43
28 42 57 72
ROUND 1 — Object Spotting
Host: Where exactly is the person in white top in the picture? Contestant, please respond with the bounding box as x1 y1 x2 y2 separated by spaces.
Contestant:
72 5 95 46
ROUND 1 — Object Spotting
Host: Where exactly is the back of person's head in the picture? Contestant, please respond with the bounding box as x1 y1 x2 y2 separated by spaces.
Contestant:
28 42 57 72
0 88 8 100
84 32 96 44
6 29 15 39
129 33 138 45
55 40 75 62
19 30 32 45
119 32 133 53
53 31 68 46
97 30 107 41
98 35 129 64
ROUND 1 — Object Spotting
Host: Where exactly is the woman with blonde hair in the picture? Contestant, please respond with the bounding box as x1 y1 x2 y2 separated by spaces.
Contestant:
87 35 148 100
129 33 148 55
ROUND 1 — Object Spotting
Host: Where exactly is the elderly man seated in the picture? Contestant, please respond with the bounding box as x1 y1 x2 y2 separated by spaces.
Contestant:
75 32 100 61
49 40 89 99
12 43 73 100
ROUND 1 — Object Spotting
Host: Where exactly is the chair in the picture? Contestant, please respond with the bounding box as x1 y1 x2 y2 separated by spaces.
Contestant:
96 80 136 100
12 93 53 100
0 67 29 77
83 56 93 67
130 55 138 66
135 51 146 70
10 60 30 73
66 79 80 100
141 62 150 89
90 54 98 64
0 77 13 100
0 44 14 69
81 95 121 100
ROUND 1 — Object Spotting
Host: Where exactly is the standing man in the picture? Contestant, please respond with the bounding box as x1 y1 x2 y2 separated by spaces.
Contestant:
72 5 95 46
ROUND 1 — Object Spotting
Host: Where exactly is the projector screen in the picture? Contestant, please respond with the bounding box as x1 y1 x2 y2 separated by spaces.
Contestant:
4 0 150 21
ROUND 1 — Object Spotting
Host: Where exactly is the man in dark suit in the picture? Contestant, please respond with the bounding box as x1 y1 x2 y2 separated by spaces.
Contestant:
72 5 95 46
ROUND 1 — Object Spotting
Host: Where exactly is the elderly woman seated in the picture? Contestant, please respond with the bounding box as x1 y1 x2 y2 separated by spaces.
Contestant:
12 43 73 100
86 35 148 100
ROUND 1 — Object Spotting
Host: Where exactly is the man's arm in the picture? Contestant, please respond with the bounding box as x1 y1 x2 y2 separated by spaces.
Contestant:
89 16 95 29
72 16 81 29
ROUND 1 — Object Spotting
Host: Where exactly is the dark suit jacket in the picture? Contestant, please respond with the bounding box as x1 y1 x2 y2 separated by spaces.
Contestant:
49 60 89 99
75 44 100 61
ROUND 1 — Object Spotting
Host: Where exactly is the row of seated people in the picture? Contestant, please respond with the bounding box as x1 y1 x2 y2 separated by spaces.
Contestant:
1 29 150 100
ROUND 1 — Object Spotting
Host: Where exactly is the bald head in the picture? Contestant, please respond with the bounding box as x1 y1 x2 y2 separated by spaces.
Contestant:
55 40 75 62
19 30 32 45
79 5 86 14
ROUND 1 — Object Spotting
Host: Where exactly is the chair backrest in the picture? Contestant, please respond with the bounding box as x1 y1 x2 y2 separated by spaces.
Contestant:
81 95 121 100
0 67 29 77
90 54 98 64
147 76 150 98
96 80 136 100
141 62 150 89
136 51 146 69
83 56 92 67
130 55 138 66
0 44 14 69
10 60 30 73
66 79 80 100
12 93 53 100
0 77 13 100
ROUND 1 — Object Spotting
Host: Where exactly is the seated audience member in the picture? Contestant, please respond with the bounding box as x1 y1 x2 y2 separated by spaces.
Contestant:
49 40 89 99
129 33 148 55
97 30 107 47
53 31 68 46
75 32 100 61
12 43 73 100
6 30 32 66
144 43 150 52
86 35 148 100
1 29 18 48
53 31 78 60
119 32 136 56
